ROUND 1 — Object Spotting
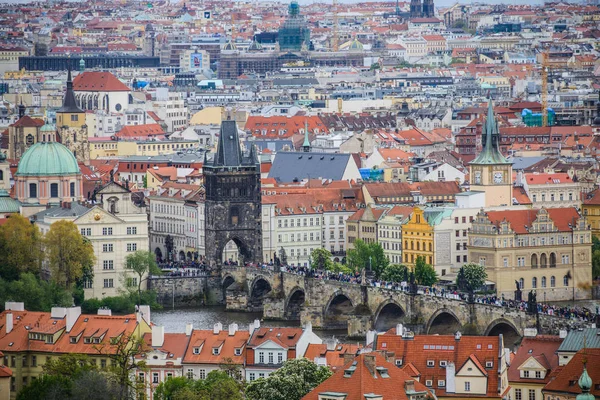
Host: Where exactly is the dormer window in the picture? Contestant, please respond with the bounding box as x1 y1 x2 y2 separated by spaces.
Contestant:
440 360 447 367
234 348 241 356
193 348 200 355
485 361 493 368
70 337 77 344
395 359 403 366
425 380 433 387
212 348 220 356
427 360 435 367
84 337 92 344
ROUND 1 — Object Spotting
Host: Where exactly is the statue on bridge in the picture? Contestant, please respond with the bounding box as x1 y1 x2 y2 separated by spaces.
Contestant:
515 280 522 302
527 291 537 313
409 271 417 294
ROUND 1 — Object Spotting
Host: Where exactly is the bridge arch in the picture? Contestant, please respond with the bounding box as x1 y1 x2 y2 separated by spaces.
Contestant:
484 318 522 348
222 274 236 302
426 309 462 335
249 275 272 312
324 291 355 330
285 286 306 320
373 300 406 332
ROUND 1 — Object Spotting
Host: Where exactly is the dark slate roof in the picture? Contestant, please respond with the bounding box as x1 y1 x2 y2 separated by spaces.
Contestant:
213 120 256 166
268 152 350 183
508 156 546 171
32 202 90 220
57 69 84 114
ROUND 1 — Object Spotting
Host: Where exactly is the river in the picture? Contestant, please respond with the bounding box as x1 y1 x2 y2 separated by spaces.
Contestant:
153 306 349 341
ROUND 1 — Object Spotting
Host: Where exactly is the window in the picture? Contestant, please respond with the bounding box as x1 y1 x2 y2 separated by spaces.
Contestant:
517 257 525 267
29 183 37 198
249 373 256 381
535 371 542 379
541 276 546 288
193 347 200 355
32 356 37 367
127 227 137 235
523 370 530 378
479 257 486 266
199 369 206 380
551 276 556 287
102 227 113 236
425 380 433 387
464 382 470 392
528 389 535 400
439 360 447 367
50 183 59 198
427 360 434 367
563 275 569 286
81 228 91 236
515 389 522 400
102 244 114 252
22 356 27 367
187 369 193 379
103 279 114 288
486 361 493 368
277 353 283 364
152 373 159 384
259 352 264 364
70 182 75 197
268 352 274 364
532 277 537 288
503 257 509 267
101 359 107 368
127 243 137 252
103 260 114 270
438 380 446 387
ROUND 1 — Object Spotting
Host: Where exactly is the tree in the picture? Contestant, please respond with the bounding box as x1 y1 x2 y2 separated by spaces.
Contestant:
414 256 437 286
456 263 488 293
381 264 409 283
592 250 600 280
310 248 332 270
43 354 97 377
124 250 161 304
155 371 243 400
367 242 389 279
44 220 95 289
246 358 332 400
0 273 72 312
346 239 370 272
16 375 72 400
155 377 190 400
0 214 42 280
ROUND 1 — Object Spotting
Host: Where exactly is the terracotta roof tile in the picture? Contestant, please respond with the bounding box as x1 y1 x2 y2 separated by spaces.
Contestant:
73 71 130 92
484 207 581 235
183 329 248 365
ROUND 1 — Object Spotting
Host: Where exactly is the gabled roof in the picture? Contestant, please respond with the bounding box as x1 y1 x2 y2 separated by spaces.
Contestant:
115 124 164 139
10 115 44 128
73 71 130 92
304 343 361 371
268 152 352 183
483 207 581 235
543 348 600 397
248 327 304 349
182 329 249 365
508 336 562 384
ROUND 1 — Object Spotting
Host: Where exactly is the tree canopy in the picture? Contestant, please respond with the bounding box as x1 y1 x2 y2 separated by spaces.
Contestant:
310 248 333 270
0 273 72 312
154 371 244 400
44 220 95 289
0 214 42 280
414 256 437 286
456 263 488 293
124 250 161 303
346 239 389 279
381 264 409 283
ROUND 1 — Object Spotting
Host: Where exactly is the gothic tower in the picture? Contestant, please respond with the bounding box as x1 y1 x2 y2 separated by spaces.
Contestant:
57 69 90 164
469 99 513 207
410 0 422 18
204 118 262 269
422 0 435 18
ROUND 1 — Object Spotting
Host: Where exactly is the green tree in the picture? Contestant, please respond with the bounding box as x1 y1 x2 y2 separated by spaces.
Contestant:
44 220 95 289
368 242 389 279
155 371 243 400
0 214 42 280
414 256 437 286
43 354 98 377
381 264 409 283
0 273 72 312
592 236 600 253
456 263 488 293
155 377 190 400
16 375 72 400
592 250 600 280
246 358 332 400
347 239 370 272
124 250 161 304
310 248 333 270
329 262 353 275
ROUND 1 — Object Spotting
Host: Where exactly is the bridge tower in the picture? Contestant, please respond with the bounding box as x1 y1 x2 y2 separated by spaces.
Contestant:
204 117 262 270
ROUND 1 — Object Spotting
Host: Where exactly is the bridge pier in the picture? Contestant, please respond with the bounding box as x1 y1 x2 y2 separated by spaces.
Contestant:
264 298 286 320
348 315 372 338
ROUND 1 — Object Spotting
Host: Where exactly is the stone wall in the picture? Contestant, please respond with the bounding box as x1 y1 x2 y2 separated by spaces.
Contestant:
148 275 222 307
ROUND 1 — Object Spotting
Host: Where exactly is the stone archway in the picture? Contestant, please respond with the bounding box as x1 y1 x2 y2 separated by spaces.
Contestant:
222 275 236 302
154 247 163 262
218 237 252 268
324 292 355 330
426 309 462 335
485 318 522 349
285 287 306 320
249 276 272 312
373 301 405 332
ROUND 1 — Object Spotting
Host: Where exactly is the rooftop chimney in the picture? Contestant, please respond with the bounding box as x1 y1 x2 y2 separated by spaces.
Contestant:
4 302 24 311
51 307 67 319
405 380 416 394
213 322 222 334
66 306 81 333
343 353 355 365
137 305 151 325
97 308 112 316
364 354 376 374
228 323 238 336
185 323 193 336
152 325 165 348
395 324 404 336
559 329 568 339
446 362 456 393
5 313 13 334
303 321 312 334
454 331 462 341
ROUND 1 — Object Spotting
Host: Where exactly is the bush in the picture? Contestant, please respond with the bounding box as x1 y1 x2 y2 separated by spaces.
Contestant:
0 273 73 312
81 290 161 314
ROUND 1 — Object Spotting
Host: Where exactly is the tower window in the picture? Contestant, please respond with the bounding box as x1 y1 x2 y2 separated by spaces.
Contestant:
70 182 75 197
26 134 34 146
29 183 37 198
230 207 239 225
71 115 78 122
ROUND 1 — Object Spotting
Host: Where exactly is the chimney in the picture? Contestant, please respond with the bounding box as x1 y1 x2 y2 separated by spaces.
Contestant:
5 313 13 334
364 354 376 374
559 329 568 339
395 324 403 336
303 321 312 334
97 308 112 316
324 337 338 351
366 330 376 347
137 305 151 325
228 323 238 336
66 306 81 333
343 353 355 365
404 380 416 394
51 307 67 319
455 331 462 341
152 325 165 347
446 362 456 393
185 323 193 336
248 322 256 336
213 322 222 334
5 302 24 311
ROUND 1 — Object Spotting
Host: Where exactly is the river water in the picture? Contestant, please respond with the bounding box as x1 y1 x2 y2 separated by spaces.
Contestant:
153 306 349 341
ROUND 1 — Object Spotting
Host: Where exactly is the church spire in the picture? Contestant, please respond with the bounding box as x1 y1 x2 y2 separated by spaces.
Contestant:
470 98 511 165
302 119 311 152
58 68 83 114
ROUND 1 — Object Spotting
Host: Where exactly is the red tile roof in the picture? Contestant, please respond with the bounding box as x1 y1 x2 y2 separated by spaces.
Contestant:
375 333 503 398
523 172 572 185
245 116 328 139
10 116 44 128
183 328 248 365
248 327 304 349
508 336 562 384
0 364 12 377
73 71 130 92
115 124 165 139
484 207 581 235
304 343 361 371
543 348 600 397
303 353 433 400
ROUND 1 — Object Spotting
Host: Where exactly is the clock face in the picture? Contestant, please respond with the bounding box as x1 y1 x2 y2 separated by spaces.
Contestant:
494 172 503 184
474 171 481 185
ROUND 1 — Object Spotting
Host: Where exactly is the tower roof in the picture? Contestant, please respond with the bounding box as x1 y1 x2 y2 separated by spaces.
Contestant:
57 69 84 114
593 92 600 126
470 99 511 165
212 120 256 167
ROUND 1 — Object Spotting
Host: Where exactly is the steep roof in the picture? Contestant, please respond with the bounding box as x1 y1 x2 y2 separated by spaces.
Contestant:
302 353 432 400
248 327 304 349
10 115 44 128
304 343 361 371
543 349 600 397
115 124 164 139
508 336 562 384
471 99 511 165
73 71 130 92
268 152 352 183
57 69 84 114
183 328 249 365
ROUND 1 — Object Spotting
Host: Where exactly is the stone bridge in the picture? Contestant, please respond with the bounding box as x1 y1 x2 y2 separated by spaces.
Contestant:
221 266 589 343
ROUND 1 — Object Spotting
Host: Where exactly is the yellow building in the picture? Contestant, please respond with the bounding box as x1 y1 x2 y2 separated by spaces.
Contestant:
469 99 513 207
90 139 198 159
401 207 434 266
346 206 386 249
582 187 600 238
468 207 592 302
56 69 90 164
0 304 151 399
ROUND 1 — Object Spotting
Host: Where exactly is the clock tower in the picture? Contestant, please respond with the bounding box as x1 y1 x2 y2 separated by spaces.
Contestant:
469 99 513 207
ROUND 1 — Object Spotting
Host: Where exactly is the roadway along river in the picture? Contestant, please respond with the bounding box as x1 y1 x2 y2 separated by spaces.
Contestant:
153 305 349 341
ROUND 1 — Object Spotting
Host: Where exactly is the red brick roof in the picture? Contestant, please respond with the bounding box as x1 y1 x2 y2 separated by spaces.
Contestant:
73 71 130 92
523 172 572 185
115 124 165 139
508 336 562 384
245 116 328 139
182 328 249 365
304 343 362 371
0 364 12 377
248 327 304 349
484 207 581 235
303 353 433 400
376 333 503 398
10 116 44 128
543 348 600 397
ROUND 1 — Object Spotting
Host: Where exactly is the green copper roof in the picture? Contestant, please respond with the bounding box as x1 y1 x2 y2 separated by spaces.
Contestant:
577 367 594 400
470 99 512 165
0 189 20 213
302 119 310 149
16 142 80 177
40 122 56 132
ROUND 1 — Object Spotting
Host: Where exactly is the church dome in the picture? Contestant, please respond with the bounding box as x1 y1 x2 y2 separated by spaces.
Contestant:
40 122 56 133
348 39 364 51
16 142 80 177
223 41 237 51
0 189 19 214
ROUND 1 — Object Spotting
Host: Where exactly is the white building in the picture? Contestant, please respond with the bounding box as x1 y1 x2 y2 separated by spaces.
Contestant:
145 88 188 133
73 71 132 113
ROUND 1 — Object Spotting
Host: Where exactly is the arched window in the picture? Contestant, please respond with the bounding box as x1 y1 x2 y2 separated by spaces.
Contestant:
540 253 547 268
541 276 546 288
0 170 3 181
404 240 408 249
50 183 59 198
551 276 556 287
532 277 537 288
550 253 556 268
531 254 538 269
519 278 524 289
411 241 414 250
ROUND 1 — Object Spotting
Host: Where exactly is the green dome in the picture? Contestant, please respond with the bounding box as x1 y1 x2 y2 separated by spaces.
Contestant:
348 39 364 51
16 142 80 177
40 122 56 133
0 189 19 213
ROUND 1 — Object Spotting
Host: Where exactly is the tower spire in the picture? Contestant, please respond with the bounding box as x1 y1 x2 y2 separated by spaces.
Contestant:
470 98 510 165
302 119 311 152
58 68 83 113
